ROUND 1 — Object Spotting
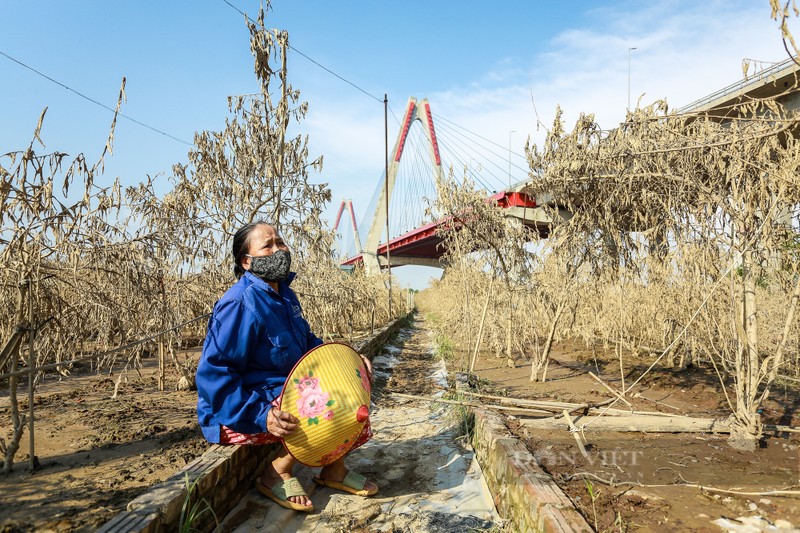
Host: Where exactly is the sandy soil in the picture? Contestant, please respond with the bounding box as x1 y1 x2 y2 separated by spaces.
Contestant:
469 338 800 532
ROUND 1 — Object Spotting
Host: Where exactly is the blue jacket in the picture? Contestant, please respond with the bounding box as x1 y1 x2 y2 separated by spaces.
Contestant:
196 271 323 443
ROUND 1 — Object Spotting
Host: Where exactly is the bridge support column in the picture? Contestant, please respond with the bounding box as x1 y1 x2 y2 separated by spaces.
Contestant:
364 96 444 274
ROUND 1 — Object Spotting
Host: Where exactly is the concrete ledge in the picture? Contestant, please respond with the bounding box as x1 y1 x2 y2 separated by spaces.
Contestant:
97 444 275 533
352 311 412 359
472 408 592 533
98 313 412 533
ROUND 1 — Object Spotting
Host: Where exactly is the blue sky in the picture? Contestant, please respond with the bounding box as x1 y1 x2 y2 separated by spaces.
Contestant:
1 1 794 289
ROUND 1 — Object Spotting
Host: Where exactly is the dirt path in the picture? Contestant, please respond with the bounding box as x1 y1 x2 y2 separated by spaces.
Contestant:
222 317 501 532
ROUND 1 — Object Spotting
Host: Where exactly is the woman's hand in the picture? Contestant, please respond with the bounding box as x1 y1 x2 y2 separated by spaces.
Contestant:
267 408 300 438
360 354 373 384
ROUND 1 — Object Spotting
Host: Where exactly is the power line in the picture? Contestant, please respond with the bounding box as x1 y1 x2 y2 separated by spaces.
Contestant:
222 0 529 185
221 0 383 103
288 46 383 104
0 50 193 146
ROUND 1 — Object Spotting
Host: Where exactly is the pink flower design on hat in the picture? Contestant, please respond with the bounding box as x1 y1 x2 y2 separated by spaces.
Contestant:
293 370 335 425
295 374 320 394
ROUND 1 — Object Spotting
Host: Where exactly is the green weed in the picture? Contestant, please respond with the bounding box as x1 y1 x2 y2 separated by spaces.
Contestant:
584 479 601 532
434 334 455 361
179 472 219 533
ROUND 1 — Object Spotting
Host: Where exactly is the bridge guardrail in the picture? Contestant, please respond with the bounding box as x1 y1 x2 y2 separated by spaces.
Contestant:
677 56 799 113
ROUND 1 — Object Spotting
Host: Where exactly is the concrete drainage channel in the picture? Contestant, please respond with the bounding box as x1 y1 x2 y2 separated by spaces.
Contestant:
99 314 590 532
471 409 592 532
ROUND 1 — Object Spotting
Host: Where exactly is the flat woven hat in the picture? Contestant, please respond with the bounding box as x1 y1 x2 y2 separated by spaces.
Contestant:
280 342 371 466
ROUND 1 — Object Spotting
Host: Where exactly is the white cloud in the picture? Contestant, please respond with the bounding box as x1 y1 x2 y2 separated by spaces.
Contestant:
306 1 796 288
399 1 791 156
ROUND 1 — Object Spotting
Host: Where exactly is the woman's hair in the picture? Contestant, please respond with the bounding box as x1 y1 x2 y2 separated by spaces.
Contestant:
232 221 267 279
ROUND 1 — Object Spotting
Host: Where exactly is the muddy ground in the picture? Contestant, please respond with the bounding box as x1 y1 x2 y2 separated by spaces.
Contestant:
0 349 208 532
468 338 800 532
0 319 498 533
3 315 799 533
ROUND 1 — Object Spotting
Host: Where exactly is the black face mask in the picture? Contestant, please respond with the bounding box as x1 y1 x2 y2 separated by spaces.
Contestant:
246 250 291 282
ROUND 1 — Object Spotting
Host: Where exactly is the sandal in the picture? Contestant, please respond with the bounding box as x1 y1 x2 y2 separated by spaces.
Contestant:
256 477 314 512
312 471 378 496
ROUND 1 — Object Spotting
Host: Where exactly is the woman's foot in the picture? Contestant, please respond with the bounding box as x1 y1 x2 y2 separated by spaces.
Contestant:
259 451 312 509
317 457 378 496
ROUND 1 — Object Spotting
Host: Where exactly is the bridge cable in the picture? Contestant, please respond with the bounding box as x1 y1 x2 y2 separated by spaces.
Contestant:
224 0 532 193
433 116 530 177
433 126 503 190
433 111 530 165
428 119 501 191
433 123 508 189
404 123 440 228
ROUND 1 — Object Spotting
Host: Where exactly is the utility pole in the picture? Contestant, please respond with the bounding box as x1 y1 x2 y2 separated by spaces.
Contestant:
384 93 392 317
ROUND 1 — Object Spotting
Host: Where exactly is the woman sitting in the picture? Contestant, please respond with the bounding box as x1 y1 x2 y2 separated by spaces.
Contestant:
196 221 378 512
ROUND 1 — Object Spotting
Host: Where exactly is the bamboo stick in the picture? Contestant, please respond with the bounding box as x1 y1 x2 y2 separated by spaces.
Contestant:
469 277 494 374
561 472 800 497
388 389 799 434
521 414 800 434
588 371 632 408
447 387 676 417
632 392 682 412
562 409 590 458
524 413 730 433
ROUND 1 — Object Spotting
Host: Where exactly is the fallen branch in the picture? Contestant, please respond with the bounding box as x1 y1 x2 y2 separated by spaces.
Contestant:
446 387 675 418
385 391 553 416
777 373 800 384
450 387 612 411
562 409 590 458
521 413 799 434
388 389 799 434
632 392 682 412
560 472 800 498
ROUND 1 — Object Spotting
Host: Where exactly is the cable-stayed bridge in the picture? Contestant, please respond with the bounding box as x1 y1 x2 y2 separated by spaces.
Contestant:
334 60 800 274
333 97 566 273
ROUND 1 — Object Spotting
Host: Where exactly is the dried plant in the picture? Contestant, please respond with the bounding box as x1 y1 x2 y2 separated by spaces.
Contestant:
432 174 537 370
420 86 800 452
771 0 800 60
528 96 800 449
0 1 398 473
0 83 129 471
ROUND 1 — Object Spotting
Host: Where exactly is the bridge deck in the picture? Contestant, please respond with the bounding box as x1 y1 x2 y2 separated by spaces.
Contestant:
340 190 545 268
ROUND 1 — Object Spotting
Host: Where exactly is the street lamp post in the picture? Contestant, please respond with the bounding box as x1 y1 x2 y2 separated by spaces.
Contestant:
508 130 516 188
628 47 637 112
